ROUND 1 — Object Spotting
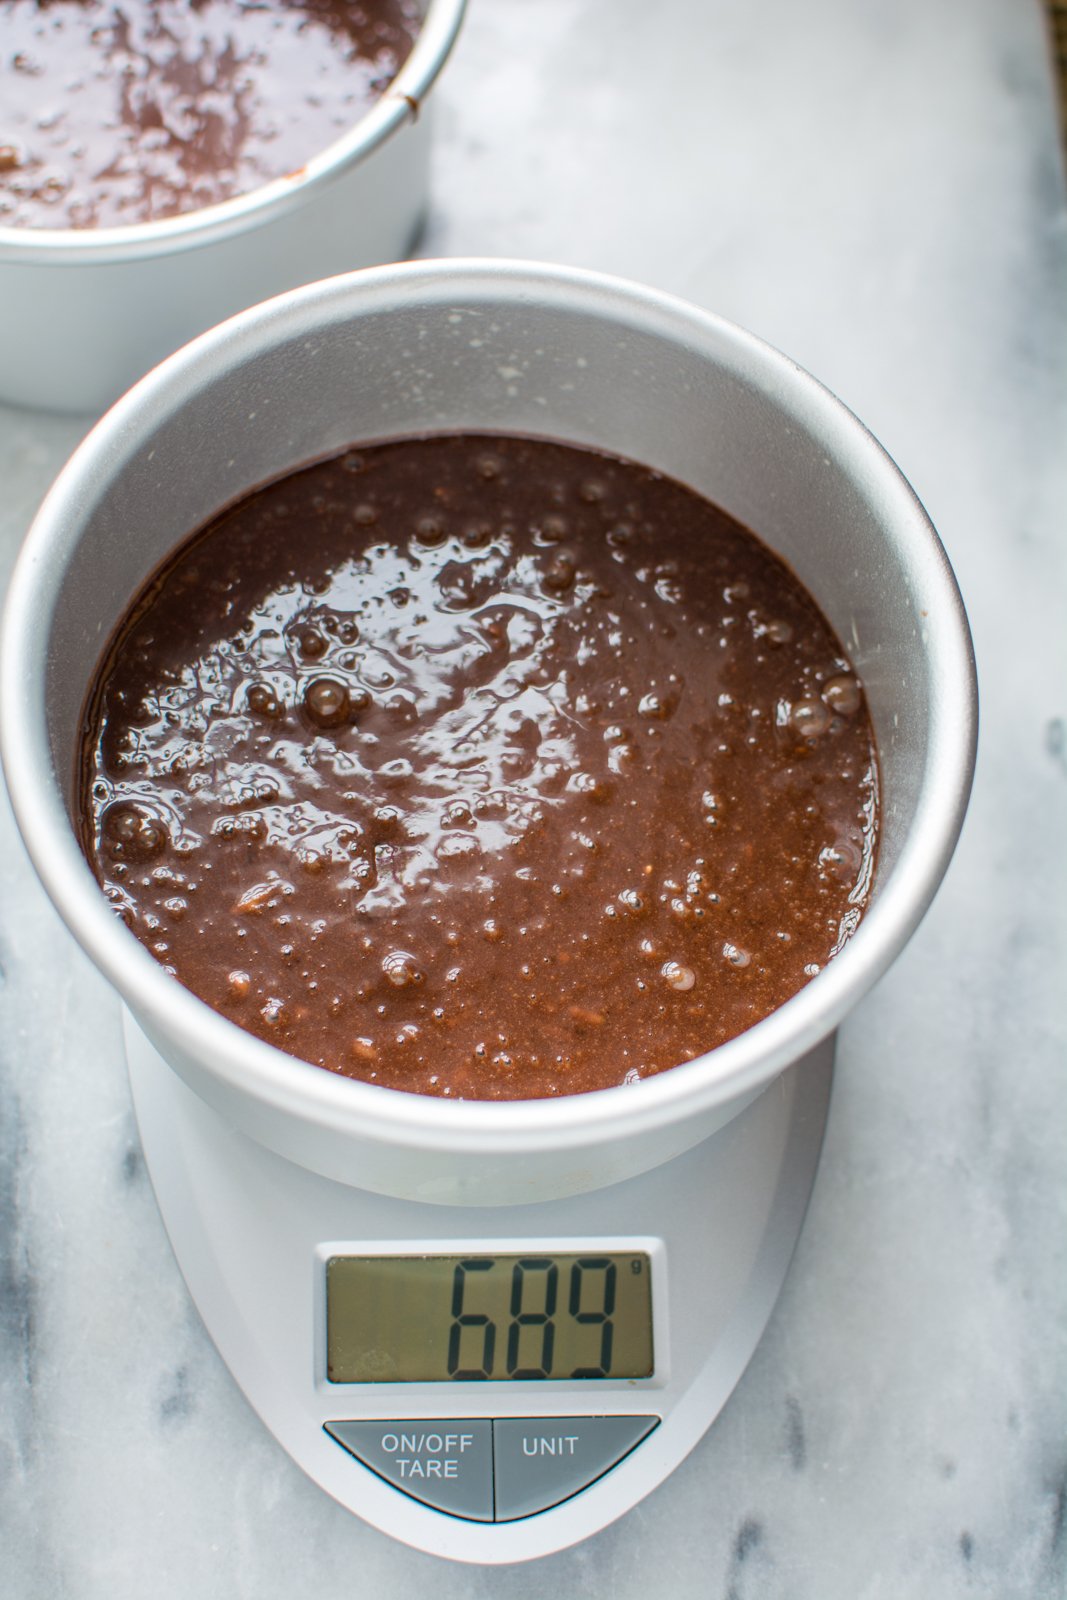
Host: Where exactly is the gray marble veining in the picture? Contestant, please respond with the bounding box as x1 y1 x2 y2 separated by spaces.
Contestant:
2 0 1065 1595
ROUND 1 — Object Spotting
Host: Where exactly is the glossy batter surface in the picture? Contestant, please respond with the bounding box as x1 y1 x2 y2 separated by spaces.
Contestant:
0 0 418 228
81 435 879 1099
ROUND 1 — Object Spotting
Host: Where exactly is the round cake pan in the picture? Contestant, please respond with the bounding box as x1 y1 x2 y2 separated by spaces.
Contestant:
0 0 465 415
0 259 978 1206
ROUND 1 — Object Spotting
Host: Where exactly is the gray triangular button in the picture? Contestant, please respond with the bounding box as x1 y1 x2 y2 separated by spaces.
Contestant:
493 1415 659 1521
325 1420 493 1522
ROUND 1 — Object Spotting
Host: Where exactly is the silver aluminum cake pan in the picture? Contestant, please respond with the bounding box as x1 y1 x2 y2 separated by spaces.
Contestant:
0 0 466 415
0 259 978 1206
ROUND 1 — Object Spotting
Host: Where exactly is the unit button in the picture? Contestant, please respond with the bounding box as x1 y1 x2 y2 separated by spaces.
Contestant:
493 1416 659 1522
324 1420 493 1522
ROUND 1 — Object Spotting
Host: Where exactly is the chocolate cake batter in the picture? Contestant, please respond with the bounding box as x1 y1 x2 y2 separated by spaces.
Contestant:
81 434 879 1100
0 0 419 228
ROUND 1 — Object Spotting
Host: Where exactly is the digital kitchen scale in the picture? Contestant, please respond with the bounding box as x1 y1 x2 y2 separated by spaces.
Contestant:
124 1013 833 1564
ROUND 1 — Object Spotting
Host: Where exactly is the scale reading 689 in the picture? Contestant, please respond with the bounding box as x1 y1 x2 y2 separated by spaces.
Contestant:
327 1253 654 1383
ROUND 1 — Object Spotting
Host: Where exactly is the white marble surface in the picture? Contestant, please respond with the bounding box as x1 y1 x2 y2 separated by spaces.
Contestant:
2 0 1065 1594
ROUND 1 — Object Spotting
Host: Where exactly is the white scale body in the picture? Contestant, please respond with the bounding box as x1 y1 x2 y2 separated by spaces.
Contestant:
125 1015 833 1565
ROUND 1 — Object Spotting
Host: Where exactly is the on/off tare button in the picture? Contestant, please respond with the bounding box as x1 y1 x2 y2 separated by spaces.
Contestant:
493 1416 658 1521
324 1420 493 1522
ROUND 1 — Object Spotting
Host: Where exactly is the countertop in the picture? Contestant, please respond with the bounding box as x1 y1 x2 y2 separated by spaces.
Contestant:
2 0 1065 1595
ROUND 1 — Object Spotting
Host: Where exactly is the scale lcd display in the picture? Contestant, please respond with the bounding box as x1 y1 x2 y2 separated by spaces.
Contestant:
327 1252 654 1383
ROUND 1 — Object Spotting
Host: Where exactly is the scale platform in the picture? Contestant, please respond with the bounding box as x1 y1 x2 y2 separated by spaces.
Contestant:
125 1014 833 1564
